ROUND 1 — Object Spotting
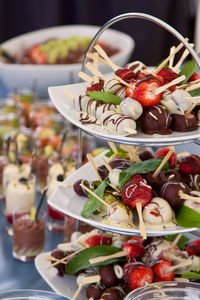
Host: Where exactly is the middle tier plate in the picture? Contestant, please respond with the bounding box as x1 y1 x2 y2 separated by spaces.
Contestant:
47 152 198 237
48 82 200 146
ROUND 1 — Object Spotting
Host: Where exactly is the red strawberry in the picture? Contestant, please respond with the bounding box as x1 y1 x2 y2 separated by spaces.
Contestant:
123 262 153 290
132 75 163 107
85 234 112 247
130 236 144 245
86 81 104 93
157 68 179 92
152 258 174 282
179 155 200 175
121 175 152 208
30 44 47 64
155 147 177 168
188 72 200 82
186 239 200 256
115 68 136 83
123 240 145 259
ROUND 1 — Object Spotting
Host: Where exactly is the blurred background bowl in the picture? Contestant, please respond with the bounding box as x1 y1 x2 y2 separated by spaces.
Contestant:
0 25 134 98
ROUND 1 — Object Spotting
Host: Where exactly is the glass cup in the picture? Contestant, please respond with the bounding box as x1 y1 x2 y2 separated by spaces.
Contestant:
12 211 45 262
64 216 94 242
5 173 36 236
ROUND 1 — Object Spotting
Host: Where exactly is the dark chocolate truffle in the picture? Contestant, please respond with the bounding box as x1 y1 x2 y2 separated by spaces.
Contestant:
73 179 97 196
86 284 104 299
101 288 122 300
138 148 154 161
100 265 119 287
171 113 197 132
165 169 184 182
109 157 131 170
143 171 167 192
160 180 190 211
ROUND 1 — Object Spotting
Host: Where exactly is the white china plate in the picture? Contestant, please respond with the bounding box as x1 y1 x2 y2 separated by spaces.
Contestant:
35 252 86 300
47 152 198 237
48 83 200 146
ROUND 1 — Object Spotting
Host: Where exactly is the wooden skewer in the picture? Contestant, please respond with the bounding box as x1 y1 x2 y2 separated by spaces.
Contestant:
154 75 186 95
173 44 194 73
185 102 196 114
154 39 188 74
186 82 200 92
136 201 147 240
47 247 85 269
177 151 190 158
178 191 200 202
165 252 184 262
64 90 77 99
72 275 101 300
186 96 200 103
108 141 118 154
152 148 174 178
94 44 120 71
124 127 137 135
168 46 176 68
78 71 93 84
89 250 127 264
93 52 99 70
172 233 182 246
85 62 107 81
113 74 135 89
72 285 83 300
177 78 200 90
191 190 200 196
119 144 141 163
87 153 102 182
80 183 111 208
101 157 113 172
92 75 99 84
166 259 192 273
86 51 110 66
57 242 73 251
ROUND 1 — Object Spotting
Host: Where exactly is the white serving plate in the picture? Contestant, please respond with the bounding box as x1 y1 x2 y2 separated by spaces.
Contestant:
0 25 134 97
48 83 200 146
47 152 198 237
35 252 86 300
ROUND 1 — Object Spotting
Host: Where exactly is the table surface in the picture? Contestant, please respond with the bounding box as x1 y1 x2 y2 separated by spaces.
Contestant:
0 199 64 293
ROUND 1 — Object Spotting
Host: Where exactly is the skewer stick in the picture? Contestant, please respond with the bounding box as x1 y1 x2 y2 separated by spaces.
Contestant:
136 201 147 239
168 46 176 68
165 252 184 262
113 74 135 89
93 52 99 70
124 127 137 135
108 141 118 154
47 247 85 269
172 233 182 246
93 75 99 84
94 44 120 71
177 151 190 158
101 157 113 172
173 44 194 73
72 285 83 300
89 250 127 264
87 153 102 182
154 39 188 74
178 191 200 202
165 259 192 273
152 148 174 178
64 90 77 99
185 102 196 114
177 78 200 90
119 144 141 162
72 275 101 300
185 82 200 92
78 71 93 84
80 183 111 208
191 190 200 196
85 62 107 81
154 75 186 95
87 51 110 66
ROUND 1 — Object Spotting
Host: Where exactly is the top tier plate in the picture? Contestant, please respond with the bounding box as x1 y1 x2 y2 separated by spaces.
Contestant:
48 82 200 146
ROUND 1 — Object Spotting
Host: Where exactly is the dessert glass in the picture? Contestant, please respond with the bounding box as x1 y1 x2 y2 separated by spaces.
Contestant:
5 173 36 235
12 211 45 262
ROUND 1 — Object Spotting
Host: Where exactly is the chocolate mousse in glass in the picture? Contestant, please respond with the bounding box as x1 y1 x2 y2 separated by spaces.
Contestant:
5 173 36 235
12 212 45 262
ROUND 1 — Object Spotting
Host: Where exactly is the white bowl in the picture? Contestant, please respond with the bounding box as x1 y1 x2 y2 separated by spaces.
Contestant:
0 25 134 97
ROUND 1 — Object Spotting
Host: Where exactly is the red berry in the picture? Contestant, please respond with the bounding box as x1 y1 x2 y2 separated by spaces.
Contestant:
85 235 112 247
115 68 136 83
188 72 200 82
123 262 153 290
132 75 163 107
157 68 179 92
152 258 174 282
121 175 152 209
155 148 177 168
179 155 200 175
123 240 145 259
86 82 104 93
186 239 200 256
130 236 144 245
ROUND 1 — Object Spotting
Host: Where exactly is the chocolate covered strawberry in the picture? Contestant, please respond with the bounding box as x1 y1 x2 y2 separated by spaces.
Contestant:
85 234 112 247
123 262 153 290
188 71 200 82
155 147 177 168
179 154 200 176
157 68 179 92
115 68 136 83
152 258 174 282
86 81 104 93
186 239 200 256
123 239 145 259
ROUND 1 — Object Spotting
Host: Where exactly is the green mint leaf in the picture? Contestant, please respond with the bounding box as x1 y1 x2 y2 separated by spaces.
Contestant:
181 271 200 280
189 88 200 97
65 245 124 275
119 157 169 187
165 235 189 250
179 53 200 83
81 179 108 218
87 91 122 105
105 147 128 157
176 205 200 228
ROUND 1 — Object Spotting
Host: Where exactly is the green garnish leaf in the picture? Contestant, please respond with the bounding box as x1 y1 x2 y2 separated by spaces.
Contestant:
66 245 124 275
181 271 200 280
189 88 200 97
87 91 122 105
105 147 128 157
119 157 169 187
179 52 200 83
165 234 189 250
81 179 109 218
176 205 200 228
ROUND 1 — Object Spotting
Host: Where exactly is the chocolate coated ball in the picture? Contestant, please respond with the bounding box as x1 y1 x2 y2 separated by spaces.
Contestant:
86 284 104 299
171 113 196 132
101 288 122 300
143 171 167 192
100 265 118 287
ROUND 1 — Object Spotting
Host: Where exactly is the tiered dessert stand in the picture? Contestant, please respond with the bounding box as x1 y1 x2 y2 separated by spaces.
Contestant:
48 13 200 240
